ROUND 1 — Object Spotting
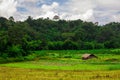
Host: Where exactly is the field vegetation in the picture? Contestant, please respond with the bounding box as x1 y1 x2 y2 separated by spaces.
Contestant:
0 49 120 70
0 49 120 80
0 67 120 80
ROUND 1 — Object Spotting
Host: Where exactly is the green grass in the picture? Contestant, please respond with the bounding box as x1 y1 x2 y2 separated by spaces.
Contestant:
0 49 120 71
33 49 120 63
0 59 120 71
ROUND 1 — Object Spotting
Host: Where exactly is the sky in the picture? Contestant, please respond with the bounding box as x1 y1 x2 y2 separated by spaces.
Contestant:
0 0 120 25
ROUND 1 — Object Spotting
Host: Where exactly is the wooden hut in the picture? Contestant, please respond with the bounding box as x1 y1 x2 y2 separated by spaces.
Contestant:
82 54 97 60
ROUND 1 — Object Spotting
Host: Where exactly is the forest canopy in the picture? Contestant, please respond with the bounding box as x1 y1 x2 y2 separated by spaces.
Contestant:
0 16 120 57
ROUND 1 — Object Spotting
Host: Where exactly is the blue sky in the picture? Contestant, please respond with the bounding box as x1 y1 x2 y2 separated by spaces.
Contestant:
0 0 120 25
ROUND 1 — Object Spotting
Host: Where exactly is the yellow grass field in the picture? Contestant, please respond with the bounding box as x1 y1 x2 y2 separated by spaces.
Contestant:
0 67 120 80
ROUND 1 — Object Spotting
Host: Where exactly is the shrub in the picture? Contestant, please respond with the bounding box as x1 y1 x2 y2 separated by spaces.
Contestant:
27 40 42 50
82 42 94 50
7 45 24 57
104 40 120 49
48 41 63 50
62 39 78 50
0 53 8 59
94 43 104 49
24 54 36 61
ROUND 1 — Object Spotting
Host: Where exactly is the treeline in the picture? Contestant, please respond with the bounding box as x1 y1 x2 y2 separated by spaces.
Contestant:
0 16 120 57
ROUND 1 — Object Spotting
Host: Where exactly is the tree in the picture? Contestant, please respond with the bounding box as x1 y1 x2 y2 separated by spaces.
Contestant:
8 25 25 45
9 16 14 21
63 39 78 50
0 31 8 52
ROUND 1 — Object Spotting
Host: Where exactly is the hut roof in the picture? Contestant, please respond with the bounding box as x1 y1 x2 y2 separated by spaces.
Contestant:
82 54 91 58
82 53 97 60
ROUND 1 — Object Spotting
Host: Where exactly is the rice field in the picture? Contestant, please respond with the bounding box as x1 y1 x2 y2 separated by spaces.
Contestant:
0 59 120 71
0 49 120 80
0 67 120 80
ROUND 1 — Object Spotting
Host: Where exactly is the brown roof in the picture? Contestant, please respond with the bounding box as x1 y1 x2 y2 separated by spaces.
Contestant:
82 54 93 58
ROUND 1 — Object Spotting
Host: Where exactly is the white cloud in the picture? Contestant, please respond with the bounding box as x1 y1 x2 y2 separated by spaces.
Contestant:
60 0 120 24
97 0 120 10
37 2 59 19
0 0 120 24
0 0 17 18
41 2 59 12
112 14 120 22
60 0 95 21
62 9 94 21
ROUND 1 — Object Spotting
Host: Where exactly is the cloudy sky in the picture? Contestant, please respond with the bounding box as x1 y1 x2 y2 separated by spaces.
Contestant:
0 0 120 24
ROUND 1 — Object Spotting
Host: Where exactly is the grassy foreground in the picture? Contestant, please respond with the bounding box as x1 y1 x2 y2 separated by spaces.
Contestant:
0 49 120 80
0 67 120 80
0 59 120 70
1 49 120 70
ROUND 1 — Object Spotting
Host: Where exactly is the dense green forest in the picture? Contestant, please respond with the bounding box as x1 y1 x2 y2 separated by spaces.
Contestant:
0 16 120 57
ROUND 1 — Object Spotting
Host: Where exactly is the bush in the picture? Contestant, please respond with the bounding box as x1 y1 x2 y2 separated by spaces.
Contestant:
27 40 42 50
82 42 94 50
94 43 104 49
62 39 78 50
104 40 120 49
24 54 36 61
7 45 24 57
48 41 63 50
0 53 8 59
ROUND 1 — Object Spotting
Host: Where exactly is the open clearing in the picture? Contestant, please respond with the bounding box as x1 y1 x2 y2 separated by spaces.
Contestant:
0 49 120 80
0 67 120 80
0 59 120 70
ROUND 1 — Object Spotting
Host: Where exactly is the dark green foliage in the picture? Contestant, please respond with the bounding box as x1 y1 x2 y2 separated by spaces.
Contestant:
0 31 8 52
94 43 104 49
0 17 9 30
48 41 63 50
104 41 120 49
82 42 94 50
7 45 23 57
0 16 120 58
63 39 78 50
27 40 42 50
